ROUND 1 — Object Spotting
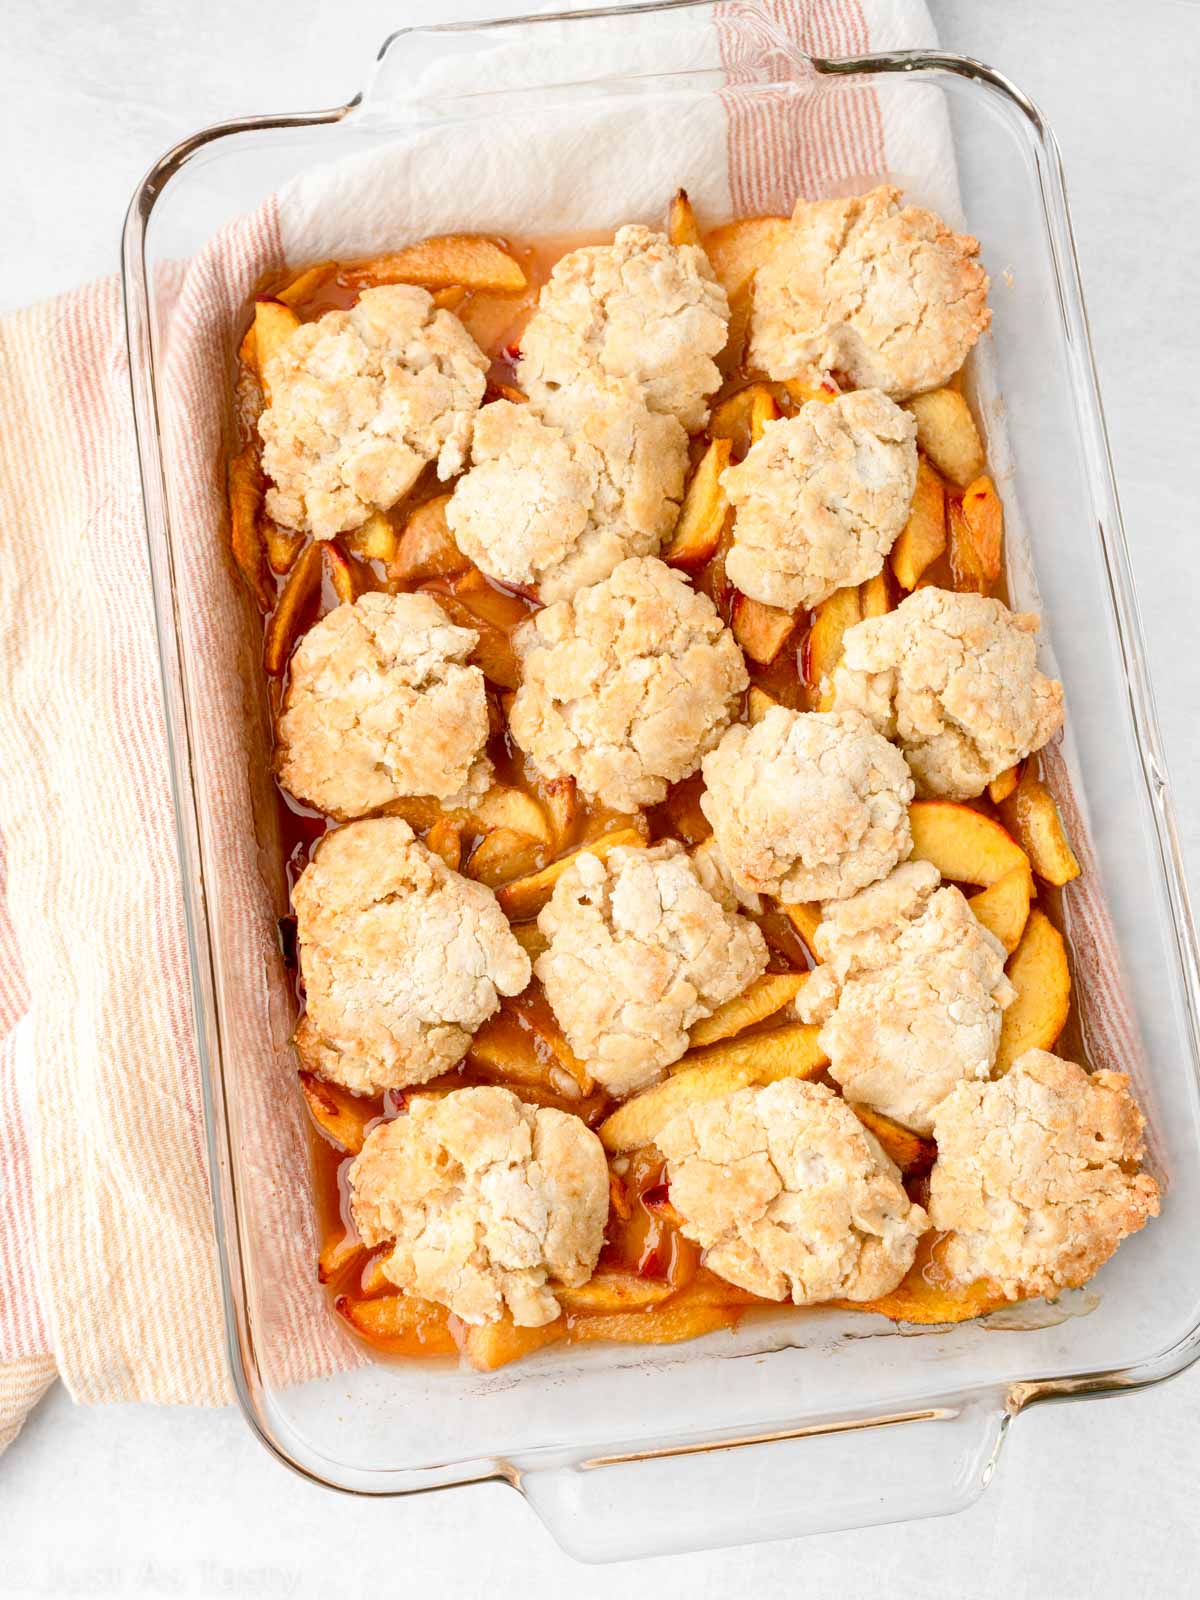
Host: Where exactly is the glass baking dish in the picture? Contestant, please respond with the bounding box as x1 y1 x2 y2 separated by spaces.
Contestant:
121 0 1200 1560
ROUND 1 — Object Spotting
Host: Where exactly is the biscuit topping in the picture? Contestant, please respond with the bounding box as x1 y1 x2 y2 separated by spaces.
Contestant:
349 1086 609 1326
657 1078 928 1303
831 586 1065 800
259 285 488 537
798 861 1015 1134
292 818 530 1095
446 383 687 602
276 592 490 818
509 556 748 810
700 706 914 902
517 226 729 431
750 186 990 399
721 390 917 611
535 840 768 1097
930 1050 1160 1299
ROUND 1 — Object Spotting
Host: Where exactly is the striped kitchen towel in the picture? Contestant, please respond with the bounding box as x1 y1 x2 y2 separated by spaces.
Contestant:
0 0 1141 1457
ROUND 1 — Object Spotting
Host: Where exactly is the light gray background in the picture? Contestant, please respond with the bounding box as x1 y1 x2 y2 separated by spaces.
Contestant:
2 1 1198 1595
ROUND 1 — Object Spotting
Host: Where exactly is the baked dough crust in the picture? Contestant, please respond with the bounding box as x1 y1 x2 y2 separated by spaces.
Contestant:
510 556 748 810
259 285 487 537
831 586 1065 799
658 1078 928 1303
750 186 990 399
293 818 530 1095
349 1086 608 1326
518 226 729 431
930 1049 1160 1298
700 706 914 902
535 840 767 1097
722 390 917 610
276 592 490 818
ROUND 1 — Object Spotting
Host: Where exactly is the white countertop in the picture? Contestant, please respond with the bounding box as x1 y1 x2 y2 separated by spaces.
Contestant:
3 1 1200 1594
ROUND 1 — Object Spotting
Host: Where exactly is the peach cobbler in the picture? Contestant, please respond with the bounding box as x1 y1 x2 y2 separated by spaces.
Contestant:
226 186 1159 1371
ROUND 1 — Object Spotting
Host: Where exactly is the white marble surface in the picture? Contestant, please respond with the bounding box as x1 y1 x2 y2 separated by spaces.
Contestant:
2 1 1199 1594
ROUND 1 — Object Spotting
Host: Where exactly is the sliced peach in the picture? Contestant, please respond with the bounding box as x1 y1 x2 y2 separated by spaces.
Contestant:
276 260 337 309
336 1292 457 1355
431 593 520 690
264 520 304 576
890 456 946 591
733 593 795 666
906 388 984 487
860 567 895 618
511 921 549 962
781 901 823 956
737 1022 829 1084
323 540 366 605
389 494 468 585
747 685 781 724
689 972 807 1048
600 1060 756 1154
382 784 532 841
557 1274 677 1313
459 1314 565 1371
538 777 578 854
359 1253 393 1297
908 799 1029 887
988 763 1021 805
350 235 526 293
430 285 468 312
424 816 463 871
718 282 753 378
701 215 789 296
264 539 323 674
474 787 552 847
667 188 702 247
466 828 548 889
497 827 648 920
851 1105 936 1176
806 584 861 707
344 510 399 564
782 376 839 407
836 1233 1007 1324
468 1012 553 1090
508 989 594 1097
708 387 756 446
227 445 270 607
959 475 1004 583
968 863 1033 954
318 1233 367 1286
569 1298 737 1348
998 773 1082 887
947 495 989 594
252 300 301 396
299 1071 375 1155
994 908 1071 1074
749 386 779 444
681 1270 767 1309
662 777 711 846
451 564 531 621
708 384 778 457
663 437 732 570
599 1022 827 1152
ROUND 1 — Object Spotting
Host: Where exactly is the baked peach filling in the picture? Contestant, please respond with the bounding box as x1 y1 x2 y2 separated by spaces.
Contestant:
225 193 1154 1372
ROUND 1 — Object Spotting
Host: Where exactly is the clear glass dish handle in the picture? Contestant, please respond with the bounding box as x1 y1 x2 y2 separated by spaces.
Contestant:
518 1395 1010 1561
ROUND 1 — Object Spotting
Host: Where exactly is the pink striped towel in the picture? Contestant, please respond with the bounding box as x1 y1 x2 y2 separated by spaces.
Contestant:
0 0 1143 1458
